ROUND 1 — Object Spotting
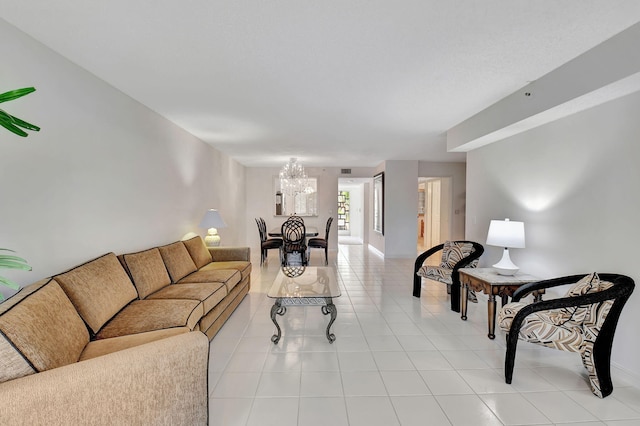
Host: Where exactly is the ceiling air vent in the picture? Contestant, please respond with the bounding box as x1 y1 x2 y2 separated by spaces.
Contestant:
341 168 352 174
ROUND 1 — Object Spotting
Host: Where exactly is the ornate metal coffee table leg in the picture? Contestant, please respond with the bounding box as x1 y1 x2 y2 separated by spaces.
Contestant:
270 298 286 344
321 297 337 343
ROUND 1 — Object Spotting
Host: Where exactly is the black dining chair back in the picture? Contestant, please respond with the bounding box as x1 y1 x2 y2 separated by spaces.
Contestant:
308 217 333 265
280 218 307 266
255 217 282 266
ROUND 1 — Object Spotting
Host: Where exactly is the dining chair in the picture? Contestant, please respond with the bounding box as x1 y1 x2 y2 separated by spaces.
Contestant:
308 217 333 265
255 217 283 266
280 218 307 266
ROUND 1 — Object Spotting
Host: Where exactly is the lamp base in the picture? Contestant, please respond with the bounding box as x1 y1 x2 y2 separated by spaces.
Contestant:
493 248 519 276
204 228 221 247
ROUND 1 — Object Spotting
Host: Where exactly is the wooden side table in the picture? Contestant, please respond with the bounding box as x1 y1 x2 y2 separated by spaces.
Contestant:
458 268 542 339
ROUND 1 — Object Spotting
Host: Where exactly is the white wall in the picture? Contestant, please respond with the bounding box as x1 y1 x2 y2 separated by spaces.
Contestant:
384 161 419 258
0 20 246 295
466 90 640 383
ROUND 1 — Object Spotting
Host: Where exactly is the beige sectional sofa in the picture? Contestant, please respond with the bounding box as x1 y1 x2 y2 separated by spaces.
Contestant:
0 236 251 425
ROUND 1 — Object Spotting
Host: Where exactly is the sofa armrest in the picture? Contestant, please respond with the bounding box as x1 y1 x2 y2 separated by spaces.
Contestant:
1 332 209 426
209 246 250 262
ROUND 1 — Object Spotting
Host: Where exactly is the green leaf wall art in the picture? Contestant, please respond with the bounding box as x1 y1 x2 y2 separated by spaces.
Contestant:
0 87 40 137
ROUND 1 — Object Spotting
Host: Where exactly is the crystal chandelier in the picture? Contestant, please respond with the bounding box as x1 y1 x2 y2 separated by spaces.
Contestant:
279 158 308 196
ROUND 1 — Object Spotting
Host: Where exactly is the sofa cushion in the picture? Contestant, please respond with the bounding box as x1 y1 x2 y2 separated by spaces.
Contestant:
199 261 251 283
178 269 241 292
121 248 171 299
146 282 227 314
0 279 89 383
158 242 198 282
183 236 213 269
95 299 203 339
80 327 190 361
55 253 138 335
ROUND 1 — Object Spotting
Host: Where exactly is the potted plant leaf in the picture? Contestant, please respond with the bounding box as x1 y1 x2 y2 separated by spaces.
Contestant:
1 87 39 300
0 87 40 136
0 250 31 301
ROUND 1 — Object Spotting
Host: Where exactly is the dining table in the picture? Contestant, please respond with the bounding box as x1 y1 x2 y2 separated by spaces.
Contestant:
268 226 319 238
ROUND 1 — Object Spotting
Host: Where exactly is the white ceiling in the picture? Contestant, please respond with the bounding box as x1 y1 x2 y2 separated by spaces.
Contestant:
2 1 640 167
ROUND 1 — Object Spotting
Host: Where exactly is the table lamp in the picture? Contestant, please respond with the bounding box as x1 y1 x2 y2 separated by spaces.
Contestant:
486 218 525 275
199 209 227 247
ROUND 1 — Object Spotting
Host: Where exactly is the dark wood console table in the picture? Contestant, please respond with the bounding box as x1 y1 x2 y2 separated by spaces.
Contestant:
458 268 543 339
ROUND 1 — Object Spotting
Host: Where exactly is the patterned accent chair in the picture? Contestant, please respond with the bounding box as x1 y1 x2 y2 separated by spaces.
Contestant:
255 218 283 266
413 240 484 312
498 272 634 398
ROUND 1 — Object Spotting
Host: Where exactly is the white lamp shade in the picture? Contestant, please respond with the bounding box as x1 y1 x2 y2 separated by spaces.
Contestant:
486 219 525 248
199 209 227 230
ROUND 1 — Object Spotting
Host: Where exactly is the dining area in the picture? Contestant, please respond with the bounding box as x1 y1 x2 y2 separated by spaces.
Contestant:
255 216 333 267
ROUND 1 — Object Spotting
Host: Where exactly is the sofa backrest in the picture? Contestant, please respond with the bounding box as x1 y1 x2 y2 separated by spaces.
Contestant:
55 253 138 335
120 248 172 299
158 242 197 282
183 236 213 269
0 278 89 383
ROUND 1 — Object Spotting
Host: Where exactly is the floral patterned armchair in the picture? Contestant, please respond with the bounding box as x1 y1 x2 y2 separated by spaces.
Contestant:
413 240 484 312
498 272 634 398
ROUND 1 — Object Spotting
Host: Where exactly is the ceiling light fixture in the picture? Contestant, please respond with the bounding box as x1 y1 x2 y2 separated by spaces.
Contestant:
279 157 308 196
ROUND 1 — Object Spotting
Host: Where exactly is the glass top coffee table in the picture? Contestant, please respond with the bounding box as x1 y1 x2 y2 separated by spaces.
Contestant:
268 266 341 344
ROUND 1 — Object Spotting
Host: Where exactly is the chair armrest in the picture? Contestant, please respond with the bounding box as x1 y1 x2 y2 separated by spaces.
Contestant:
209 246 251 262
0 332 209 426
508 279 633 338
511 274 585 302
451 244 485 275
412 244 444 297
414 244 444 274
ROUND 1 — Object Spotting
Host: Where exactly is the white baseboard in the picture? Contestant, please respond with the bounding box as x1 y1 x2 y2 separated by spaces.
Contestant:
612 362 640 389
367 244 384 258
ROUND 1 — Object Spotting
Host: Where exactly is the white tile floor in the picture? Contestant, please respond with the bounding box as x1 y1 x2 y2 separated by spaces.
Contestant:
208 244 640 426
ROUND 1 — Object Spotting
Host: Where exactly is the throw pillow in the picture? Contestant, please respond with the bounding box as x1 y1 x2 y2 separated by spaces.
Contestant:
550 272 613 327
440 241 476 269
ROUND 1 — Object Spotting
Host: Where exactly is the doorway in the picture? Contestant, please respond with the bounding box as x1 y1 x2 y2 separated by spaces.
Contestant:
417 177 451 254
337 178 367 245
